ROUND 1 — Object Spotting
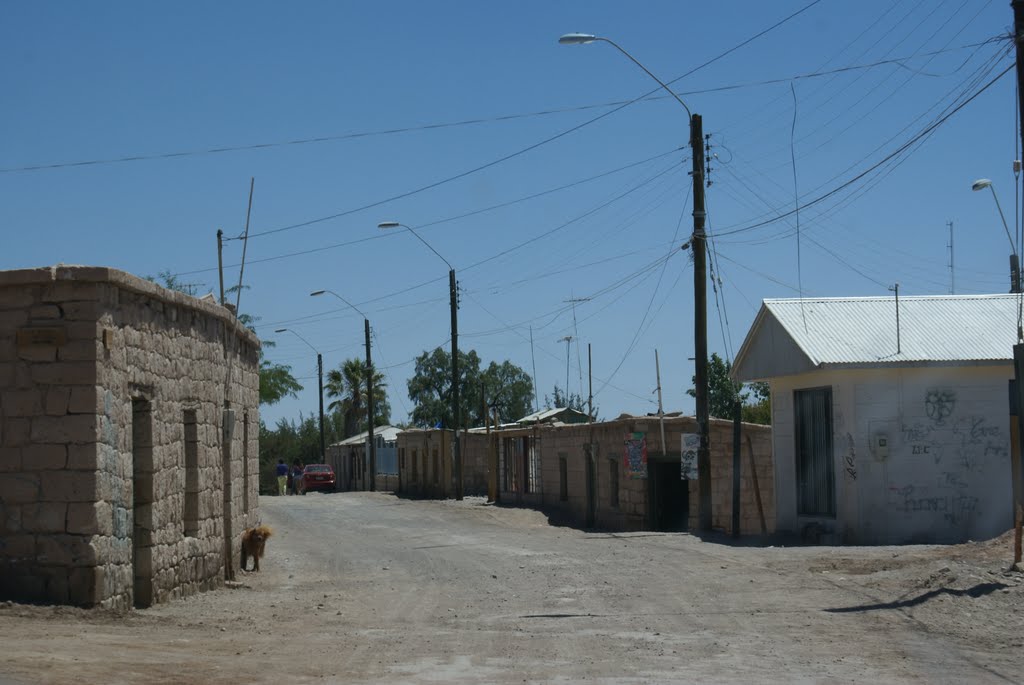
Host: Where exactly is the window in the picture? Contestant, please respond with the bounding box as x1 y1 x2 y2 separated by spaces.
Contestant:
559 456 568 502
183 410 199 537
609 458 619 508
795 387 836 517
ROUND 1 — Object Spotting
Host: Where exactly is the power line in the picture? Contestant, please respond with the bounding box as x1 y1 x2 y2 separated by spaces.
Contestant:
712 62 1014 239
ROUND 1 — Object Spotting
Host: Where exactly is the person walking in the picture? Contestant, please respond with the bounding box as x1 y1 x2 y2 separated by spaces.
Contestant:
275 459 288 496
290 458 304 495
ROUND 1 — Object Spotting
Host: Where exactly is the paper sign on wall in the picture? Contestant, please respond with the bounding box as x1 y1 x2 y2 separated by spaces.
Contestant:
681 433 699 480
624 432 647 480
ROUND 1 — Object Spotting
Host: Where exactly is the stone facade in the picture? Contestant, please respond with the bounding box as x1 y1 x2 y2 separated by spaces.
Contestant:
0 266 260 608
395 416 774 535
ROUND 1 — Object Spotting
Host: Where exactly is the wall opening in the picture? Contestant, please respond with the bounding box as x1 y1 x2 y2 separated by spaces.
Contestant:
242 412 250 515
795 387 836 517
132 398 154 609
559 456 568 502
412 447 418 481
609 457 619 508
221 407 235 580
432 446 439 485
648 458 688 531
183 410 199 537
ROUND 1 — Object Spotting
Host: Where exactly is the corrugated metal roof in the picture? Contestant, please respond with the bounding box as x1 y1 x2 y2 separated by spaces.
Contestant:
332 424 401 447
738 294 1018 374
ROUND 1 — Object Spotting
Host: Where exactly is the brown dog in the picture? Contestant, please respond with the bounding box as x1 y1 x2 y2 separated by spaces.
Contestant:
240 525 272 572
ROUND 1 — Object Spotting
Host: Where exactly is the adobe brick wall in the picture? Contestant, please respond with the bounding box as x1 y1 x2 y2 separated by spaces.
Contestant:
456 416 774 535
0 266 260 608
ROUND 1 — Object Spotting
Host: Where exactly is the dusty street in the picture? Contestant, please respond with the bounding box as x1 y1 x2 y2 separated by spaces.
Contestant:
2 491 1023 684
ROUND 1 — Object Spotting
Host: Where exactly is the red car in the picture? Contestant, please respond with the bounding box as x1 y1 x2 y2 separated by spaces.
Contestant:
297 464 336 494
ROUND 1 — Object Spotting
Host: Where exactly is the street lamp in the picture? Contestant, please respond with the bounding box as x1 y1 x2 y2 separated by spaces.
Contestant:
309 289 376 492
560 32 712 530
378 221 463 500
275 328 325 462
971 178 1020 293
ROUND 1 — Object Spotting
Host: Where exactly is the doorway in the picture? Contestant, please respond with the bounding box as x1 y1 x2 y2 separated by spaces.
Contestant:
132 399 154 608
648 459 688 532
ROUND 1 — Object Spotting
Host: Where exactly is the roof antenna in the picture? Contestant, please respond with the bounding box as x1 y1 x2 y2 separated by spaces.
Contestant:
888 283 901 355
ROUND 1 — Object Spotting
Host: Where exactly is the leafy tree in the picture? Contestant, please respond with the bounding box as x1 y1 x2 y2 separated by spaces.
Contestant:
258 412 346 493
407 347 481 429
478 360 534 424
686 353 770 424
742 381 771 425
545 384 589 414
325 357 391 437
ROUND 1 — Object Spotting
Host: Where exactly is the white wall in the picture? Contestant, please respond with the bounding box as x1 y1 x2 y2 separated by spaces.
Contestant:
772 365 1013 544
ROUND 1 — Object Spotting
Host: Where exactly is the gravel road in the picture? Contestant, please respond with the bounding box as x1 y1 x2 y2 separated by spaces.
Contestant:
1 491 1022 684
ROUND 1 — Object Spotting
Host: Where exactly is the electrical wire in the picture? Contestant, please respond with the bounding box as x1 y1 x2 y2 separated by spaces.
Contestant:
711 62 1014 239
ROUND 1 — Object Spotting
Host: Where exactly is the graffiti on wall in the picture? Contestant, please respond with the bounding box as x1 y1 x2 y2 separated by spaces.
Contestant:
624 433 647 480
886 387 1007 530
680 433 699 480
843 432 857 481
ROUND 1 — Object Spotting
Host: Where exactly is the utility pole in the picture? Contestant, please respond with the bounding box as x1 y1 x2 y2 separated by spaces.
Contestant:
1010 0 1024 565
216 229 225 305
588 343 593 422
558 335 573 402
530 325 540 412
317 353 325 460
450 268 462 500
946 220 954 295
888 283 901 355
365 318 375 492
692 113 712 532
655 349 666 459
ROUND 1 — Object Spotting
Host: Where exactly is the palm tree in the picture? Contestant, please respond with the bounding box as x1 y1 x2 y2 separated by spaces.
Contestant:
325 358 390 438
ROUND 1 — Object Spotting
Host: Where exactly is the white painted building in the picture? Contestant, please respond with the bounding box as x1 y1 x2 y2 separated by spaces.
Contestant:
733 294 1017 544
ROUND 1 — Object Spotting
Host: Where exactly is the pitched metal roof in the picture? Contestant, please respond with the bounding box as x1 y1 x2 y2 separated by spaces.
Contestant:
332 424 401 447
732 294 1019 380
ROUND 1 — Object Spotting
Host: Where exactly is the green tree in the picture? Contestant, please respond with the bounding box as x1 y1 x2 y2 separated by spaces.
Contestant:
544 384 591 415
742 381 771 425
478 360 534 424
407 347 481 429
687 353 770 424
258 411 346 493
325 357 391 437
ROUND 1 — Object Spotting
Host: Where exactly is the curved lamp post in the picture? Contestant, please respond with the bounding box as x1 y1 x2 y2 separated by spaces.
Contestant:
310 289 376 492
971 178 1020 293
560 32 712 530
379 221 463 500
275 328 325 461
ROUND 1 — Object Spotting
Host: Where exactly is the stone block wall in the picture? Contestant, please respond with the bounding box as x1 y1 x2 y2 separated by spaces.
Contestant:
0 266 259 608
465 416 773 535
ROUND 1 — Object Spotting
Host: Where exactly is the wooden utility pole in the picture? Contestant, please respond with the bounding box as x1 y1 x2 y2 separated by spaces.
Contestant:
691 113 712 532
1010 0 1024 565
216 229 225 305
588 343 593 422
450 268 462 500
365 318 375 492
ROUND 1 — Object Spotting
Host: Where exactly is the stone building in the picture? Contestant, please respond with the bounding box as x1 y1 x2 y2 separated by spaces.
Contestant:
0 266 260 608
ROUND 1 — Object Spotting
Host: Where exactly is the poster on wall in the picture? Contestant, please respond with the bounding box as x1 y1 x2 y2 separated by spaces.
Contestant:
681 433 699 480
624 432 647 479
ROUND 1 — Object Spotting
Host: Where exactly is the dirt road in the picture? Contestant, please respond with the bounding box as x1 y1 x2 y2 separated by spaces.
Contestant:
2 492 1022 684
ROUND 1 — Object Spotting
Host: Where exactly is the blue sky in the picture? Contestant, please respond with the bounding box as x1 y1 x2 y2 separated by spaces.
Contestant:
2 1 1018 428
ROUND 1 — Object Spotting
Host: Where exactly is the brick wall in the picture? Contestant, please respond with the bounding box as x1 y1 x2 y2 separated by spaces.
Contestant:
0 266 259 608
457 416 773 535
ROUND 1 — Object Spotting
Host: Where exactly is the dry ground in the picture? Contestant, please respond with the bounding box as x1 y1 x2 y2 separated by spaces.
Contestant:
1 492 1022 684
